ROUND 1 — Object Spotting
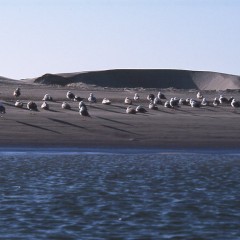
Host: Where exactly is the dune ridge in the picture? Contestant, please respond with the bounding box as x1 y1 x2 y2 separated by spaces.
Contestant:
29 69 240 90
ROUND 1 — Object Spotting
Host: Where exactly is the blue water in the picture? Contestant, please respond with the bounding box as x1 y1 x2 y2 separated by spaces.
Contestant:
0 150 240 239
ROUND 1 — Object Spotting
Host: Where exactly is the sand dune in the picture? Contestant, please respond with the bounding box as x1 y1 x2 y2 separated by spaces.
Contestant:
0 76 19 84
28 69 240 90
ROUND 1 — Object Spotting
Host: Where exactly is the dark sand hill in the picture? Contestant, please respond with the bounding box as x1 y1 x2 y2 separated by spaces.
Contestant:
0 76 19 84
31 69 240 90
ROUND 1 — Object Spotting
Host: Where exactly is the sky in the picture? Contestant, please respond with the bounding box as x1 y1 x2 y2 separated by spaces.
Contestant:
0 0 239 79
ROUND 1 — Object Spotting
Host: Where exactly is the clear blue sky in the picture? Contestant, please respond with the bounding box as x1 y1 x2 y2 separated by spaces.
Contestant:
0 0 239 79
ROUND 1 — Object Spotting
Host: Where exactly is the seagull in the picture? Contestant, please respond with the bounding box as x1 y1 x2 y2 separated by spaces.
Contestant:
185 98 191 105
15 100 24 108
190 99 201 108
74 95 84 102
228 96 234 104
219 95 228 104
133 93 140 101
42 94 53 101
213 97 220 107
147 94 155 102
13 87 21 97
27 101 38 111
179 98 188 106
157 91 166 99
153 97 162 105
102 98 111 105
201 98 208 106
66 91 75 100
62 101 71 109
164 101 171 108
197 91 203 99
41 101 49 110
0 102 6 115
79 106 90 117
149 102 158 110
170 98 179 108
136 105 147 113
231 98 240 108
79 101 87 109
88 93 97 103
126 106 136 114
124 97 132 105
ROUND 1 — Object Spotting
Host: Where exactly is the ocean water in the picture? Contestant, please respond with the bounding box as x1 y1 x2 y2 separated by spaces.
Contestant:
0 150 240 240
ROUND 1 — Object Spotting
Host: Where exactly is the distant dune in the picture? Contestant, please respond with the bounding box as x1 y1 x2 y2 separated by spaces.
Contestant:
0 76 18 84
23 69 240 90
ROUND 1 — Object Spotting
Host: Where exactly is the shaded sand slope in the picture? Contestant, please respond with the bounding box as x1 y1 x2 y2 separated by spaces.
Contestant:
31 69 240 90
0 76 19 84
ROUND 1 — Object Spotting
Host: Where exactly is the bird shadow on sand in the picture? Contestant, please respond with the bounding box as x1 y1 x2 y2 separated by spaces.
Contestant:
111 104 127 110
3 102 15 107
174 107 199 116
96 116 134 126
90 105 125 114
48 118 89 130
47 109 62 113
158 108 176 114
101 124 141 136
201 107 218 112
16 121 60 134
222 109 240 115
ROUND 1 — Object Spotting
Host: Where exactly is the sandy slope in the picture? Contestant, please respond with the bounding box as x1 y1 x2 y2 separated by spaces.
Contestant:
0 80 240 149
28 69 240 90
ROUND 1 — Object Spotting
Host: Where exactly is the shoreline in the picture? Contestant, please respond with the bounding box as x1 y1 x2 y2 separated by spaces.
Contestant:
1 146 240 155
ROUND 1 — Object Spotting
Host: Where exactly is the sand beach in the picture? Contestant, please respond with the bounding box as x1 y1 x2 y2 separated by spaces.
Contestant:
0 69 240 150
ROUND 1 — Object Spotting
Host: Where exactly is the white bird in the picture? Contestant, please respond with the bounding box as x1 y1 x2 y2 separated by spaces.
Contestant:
41 101 49 110
15 100 23 108
79 101 87 109
228 97 234 104
66 91 75 100
74 95 84 102
231 98 240 108
136 105 147 113
219 95 228 104
149 102 158 110
0 102 6 114
197 91 203 99
79 106 90 116
201 98 208 106
62 102 71 109
213 97 220 107
179 98 188 105
147 94 155 101
27 101 38 111
153 97 161 105
190 99 201 108
164 101 171 108
88 93 97 103
126 106 136 114
170 98 179 108
133 93 140 101
102 98 111 105
42 94 53 101
124 97 132 105
157 91 166 99
13 87 21 97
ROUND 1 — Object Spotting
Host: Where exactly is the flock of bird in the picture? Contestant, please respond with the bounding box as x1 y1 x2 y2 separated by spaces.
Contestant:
125 91 240 114
0 87 239 117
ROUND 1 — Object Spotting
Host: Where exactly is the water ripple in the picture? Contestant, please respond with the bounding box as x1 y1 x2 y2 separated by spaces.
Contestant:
0 153 240 239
